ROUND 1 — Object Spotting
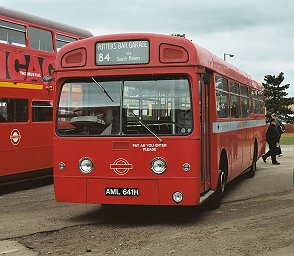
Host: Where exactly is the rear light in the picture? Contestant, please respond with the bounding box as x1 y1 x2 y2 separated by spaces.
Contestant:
78 157 94 174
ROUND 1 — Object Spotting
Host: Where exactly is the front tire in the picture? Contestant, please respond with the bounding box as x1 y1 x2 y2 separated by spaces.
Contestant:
207 170 226 210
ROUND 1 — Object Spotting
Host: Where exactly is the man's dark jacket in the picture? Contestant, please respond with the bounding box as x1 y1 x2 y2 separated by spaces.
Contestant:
266 123 280 145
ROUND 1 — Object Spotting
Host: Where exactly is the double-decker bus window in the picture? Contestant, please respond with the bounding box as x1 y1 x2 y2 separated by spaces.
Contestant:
0 20 26 47
0 101 7 122
230 81 241 118
240 85 249 118
32 101 53 122
56 34 77 51
215 76 229 118
0 99 28 122
28 27 53 52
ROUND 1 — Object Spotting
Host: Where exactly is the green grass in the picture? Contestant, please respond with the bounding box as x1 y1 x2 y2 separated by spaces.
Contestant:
280 133 294 145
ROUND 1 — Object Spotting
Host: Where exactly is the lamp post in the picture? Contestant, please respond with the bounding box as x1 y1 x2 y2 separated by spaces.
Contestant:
224 53 234 61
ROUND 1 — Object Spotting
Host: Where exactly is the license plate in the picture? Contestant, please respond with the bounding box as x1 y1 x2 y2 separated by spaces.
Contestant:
105 187 140 196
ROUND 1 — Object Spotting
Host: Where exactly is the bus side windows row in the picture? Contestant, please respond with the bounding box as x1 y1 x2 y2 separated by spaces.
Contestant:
0 20 26 47
215 75 264 119
28 27 53 52
0 19 77 52
0 99 52 123
32 101 53 122
0 99 28 122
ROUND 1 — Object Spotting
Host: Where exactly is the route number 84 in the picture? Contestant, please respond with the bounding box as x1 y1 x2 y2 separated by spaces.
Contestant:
98 53 110 62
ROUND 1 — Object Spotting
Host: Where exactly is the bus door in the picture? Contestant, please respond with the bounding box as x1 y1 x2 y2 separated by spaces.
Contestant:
199 72 211 192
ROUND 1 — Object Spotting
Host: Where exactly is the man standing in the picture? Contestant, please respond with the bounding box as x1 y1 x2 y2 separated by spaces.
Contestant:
262 118 281 165
271 113 285 156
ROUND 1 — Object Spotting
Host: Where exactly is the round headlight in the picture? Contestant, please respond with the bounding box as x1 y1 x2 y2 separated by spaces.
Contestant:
79 157 93 174
150 157 167 175
172 191 183 203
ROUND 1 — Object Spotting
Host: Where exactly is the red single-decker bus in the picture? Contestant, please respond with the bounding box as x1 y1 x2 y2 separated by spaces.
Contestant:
53 33 266 208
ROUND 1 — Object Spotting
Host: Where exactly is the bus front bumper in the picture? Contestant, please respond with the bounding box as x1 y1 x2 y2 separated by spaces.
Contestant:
54 177 200 206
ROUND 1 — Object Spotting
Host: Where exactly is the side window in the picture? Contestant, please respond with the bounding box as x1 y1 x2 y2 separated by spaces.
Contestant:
56 34 77 51
240 85 249 118
215 76 229 118
258 91 265 114
229 81 241 118
32 101 53 122
252 90 259 114
249 89 253 114
0 99 28 122
0 20 26 47
29 27 53 52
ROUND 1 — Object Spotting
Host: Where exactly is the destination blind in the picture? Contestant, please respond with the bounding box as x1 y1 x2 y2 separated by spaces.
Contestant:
96 40 149 65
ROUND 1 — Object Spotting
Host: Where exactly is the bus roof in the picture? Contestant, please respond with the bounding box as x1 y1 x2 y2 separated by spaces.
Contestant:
57 33 263 90
193 42 260 87
0 6 93 38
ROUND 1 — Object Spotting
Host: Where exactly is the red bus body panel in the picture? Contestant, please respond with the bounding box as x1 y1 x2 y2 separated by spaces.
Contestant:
1 123 53 176
54 138 201 205
0 47 54 177
0 7 92 178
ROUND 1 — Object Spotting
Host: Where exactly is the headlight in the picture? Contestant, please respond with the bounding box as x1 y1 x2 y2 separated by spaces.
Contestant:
172 192 183 203
150 157 167 175
78 157 94 174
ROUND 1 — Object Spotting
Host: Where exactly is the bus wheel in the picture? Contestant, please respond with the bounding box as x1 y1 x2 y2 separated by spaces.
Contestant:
246 144 257 178
207 170 226 210
246 158 256 178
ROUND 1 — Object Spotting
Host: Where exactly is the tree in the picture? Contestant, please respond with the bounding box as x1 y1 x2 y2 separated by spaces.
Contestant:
263 72 294 123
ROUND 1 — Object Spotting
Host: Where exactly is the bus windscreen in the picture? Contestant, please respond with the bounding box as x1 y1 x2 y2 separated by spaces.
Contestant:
57 77 192 136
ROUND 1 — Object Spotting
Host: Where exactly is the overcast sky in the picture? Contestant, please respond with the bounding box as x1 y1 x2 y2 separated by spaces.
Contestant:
1 0 293 96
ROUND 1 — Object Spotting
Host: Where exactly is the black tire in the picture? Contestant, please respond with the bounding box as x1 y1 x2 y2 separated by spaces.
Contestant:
246 158 256 178
207 170 226 210
246 144 257 178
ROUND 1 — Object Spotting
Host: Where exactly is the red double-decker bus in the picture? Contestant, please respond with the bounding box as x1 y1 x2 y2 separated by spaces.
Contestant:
0 7 92 183
53 33 266 208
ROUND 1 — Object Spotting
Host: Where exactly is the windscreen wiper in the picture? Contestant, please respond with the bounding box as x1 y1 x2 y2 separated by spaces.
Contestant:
128 109 163 143
91 77 114 102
